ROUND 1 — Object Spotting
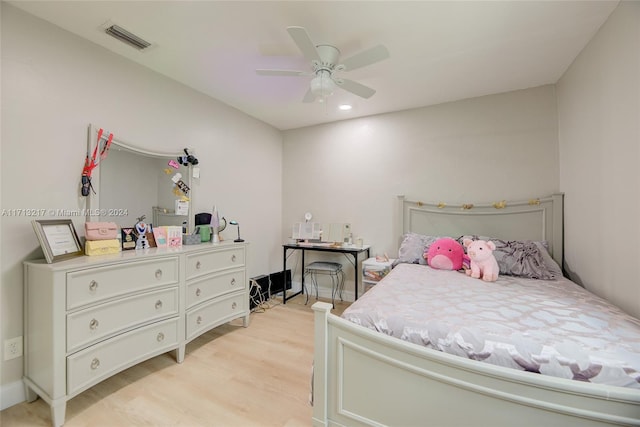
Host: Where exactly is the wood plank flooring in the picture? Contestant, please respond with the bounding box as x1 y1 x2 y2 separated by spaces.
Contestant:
1 294 350 427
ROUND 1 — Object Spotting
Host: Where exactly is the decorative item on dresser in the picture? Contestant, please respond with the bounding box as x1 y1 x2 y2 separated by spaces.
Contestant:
23 241 249 427
229 220 244 243
84 221 120 256
31 219 83 264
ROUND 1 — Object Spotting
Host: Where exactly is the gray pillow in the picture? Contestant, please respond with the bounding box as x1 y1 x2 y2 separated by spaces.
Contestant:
458 235 557 280
394 233 440 266
534 241 563 278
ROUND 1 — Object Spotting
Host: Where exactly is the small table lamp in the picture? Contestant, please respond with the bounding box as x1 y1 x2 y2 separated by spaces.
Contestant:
230 220 244 242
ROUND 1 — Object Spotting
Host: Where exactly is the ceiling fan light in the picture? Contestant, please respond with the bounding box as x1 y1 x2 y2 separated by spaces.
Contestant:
310 73 336 97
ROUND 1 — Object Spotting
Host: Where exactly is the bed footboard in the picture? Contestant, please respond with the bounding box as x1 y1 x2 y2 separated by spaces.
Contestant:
312 302 640 427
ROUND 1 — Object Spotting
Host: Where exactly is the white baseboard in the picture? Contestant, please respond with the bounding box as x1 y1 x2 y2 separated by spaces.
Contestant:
1 379 26 410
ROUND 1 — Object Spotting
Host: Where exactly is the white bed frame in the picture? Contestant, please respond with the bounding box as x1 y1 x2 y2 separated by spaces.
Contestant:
312 194 640 426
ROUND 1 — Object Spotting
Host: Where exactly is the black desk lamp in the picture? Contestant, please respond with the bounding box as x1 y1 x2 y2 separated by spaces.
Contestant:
230 220 244 242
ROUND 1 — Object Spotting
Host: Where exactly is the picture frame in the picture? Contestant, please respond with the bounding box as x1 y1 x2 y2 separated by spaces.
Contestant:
152 226 167 248
121 227 137 251
32 219 83 263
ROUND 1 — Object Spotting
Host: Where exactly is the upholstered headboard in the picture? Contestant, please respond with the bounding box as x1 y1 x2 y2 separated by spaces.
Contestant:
396 194 564 267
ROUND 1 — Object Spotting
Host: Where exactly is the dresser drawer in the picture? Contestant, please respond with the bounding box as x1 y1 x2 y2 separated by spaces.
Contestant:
186 248 244 280
186 269 246 309
67 287 179 353
66 257 179 310
67 317 179 396
186 292 247 340
187 248 244 280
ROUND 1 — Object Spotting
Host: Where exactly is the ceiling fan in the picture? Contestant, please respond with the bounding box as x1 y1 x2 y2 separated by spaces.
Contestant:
256 26 390 103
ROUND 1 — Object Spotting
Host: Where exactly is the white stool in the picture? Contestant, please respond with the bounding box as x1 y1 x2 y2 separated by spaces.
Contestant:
304 261 344 307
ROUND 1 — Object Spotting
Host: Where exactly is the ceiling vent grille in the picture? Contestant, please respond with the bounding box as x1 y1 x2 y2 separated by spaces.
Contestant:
104 24 151 50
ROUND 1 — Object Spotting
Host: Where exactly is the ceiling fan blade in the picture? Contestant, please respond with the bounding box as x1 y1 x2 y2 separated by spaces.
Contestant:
340 45 389 71
336 79 377 99
287 26 321 63
256 69 308 77
302 88 316 103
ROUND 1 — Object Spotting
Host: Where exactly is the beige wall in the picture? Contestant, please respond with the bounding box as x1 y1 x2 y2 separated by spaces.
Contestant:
557 1 640 318
282 85 560 298
1 3 283 400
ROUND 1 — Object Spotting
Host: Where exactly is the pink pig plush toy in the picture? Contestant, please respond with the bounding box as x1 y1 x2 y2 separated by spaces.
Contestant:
463 238 499 282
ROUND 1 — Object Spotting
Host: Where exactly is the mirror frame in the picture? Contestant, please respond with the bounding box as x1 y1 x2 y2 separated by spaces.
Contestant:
85 124 194 232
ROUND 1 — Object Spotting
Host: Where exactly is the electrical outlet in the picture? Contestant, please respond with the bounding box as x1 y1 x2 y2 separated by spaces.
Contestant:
4 336 23 361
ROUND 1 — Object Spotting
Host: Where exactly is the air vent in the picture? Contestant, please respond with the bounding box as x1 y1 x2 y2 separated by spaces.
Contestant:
104 24 151 50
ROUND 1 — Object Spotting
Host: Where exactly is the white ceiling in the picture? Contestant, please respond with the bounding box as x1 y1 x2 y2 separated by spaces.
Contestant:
9 1 617 130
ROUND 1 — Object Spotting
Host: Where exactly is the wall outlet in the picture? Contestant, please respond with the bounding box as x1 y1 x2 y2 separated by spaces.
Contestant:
4 336 23 361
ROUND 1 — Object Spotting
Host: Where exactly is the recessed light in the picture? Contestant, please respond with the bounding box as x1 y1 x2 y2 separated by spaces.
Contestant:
338 104 352 111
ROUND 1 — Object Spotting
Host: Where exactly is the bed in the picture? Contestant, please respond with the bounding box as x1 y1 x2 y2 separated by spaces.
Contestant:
312 194 640 426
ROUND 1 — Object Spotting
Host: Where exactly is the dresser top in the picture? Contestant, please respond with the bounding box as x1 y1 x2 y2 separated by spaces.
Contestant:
25 240 248 271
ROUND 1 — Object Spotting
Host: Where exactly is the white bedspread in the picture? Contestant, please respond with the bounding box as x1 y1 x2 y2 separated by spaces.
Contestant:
342 263 640 389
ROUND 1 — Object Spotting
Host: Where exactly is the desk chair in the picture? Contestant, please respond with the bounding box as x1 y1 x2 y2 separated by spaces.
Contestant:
304 261 344 307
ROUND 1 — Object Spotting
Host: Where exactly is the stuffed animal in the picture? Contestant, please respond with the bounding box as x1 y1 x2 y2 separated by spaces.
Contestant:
424 237 465 270
463 238 499 282
134 220 150 250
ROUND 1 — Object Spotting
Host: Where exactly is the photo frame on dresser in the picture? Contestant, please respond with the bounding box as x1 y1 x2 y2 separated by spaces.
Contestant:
32 219 83 263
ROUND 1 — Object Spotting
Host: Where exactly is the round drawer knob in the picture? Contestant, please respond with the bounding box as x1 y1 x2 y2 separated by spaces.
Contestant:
195 288 201 297
155 300 163 310
231 255 237 262
155 269 163 279
197 316 203 325
196 261 201 270
89 280 98 292
157 332 165 342
89 318 99 330
230 278 236 286
90 358 100 370
232 302 237 310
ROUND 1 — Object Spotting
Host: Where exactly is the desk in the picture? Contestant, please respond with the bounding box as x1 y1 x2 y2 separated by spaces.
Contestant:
282 243 371 304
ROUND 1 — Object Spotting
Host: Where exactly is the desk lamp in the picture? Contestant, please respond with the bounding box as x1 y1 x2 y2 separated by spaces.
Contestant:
230 220 244 242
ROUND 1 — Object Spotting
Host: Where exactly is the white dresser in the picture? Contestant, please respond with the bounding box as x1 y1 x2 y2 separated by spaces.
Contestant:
23 242 249 427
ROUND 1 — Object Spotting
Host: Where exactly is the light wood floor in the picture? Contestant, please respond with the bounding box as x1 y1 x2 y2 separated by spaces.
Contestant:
1 294 350 427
